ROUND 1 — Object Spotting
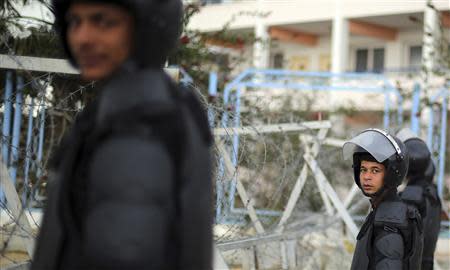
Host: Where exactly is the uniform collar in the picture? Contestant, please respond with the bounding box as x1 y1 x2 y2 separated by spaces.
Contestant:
370 188 397 209
96 68 176 124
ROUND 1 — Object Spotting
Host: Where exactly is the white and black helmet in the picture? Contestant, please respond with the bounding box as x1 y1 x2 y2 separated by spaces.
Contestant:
343 128 409 193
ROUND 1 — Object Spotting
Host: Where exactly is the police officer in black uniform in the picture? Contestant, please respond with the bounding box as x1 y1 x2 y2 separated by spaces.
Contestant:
32 1 213 269
397 129 442 270
343 128 423 270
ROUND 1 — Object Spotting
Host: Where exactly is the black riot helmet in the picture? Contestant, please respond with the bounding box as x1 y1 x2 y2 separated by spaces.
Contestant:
343 128 409 196
396 128 431 180
52 0 183 68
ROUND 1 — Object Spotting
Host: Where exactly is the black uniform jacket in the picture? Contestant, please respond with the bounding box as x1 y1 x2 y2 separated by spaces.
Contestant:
401 178 441 270
351 190 423 270
31 69 213 270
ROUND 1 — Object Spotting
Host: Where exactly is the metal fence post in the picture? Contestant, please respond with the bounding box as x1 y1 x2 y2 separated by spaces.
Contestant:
9 76 24 184
410 83 421 134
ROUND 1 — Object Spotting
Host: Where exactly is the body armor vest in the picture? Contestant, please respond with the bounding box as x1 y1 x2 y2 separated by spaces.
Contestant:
32 70 213 270
351 200 423 270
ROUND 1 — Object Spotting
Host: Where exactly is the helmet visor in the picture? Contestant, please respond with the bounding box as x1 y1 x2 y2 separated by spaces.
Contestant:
343 130 397 163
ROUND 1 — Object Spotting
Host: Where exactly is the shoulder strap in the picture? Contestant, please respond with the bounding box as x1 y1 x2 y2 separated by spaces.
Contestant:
400 185 424 206
374 201 408 225
407 205 423 232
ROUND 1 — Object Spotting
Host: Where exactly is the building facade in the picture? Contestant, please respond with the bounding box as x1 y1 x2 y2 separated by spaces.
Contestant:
188 0 450 74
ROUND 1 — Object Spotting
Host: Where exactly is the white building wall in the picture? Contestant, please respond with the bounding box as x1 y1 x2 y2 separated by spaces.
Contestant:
219 25 439 112
398 31 425 67
385 40 403 70
212 28 430 74
188 0 450 32
261 28 427 73
270 36 331 71
199 1 449 112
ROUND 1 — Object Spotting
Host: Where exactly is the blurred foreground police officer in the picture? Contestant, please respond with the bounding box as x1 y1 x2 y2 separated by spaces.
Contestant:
343 128 423 270
32 1 213 269
397 129 441 270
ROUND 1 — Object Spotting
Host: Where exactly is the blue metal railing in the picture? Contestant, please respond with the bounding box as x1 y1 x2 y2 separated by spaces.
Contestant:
1 71 13 202
9 76 24 183
215 68 404 222
426 85 449 200
1 71 47 205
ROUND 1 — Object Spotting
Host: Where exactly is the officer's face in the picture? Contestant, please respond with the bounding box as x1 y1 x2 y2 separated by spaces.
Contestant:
66 3 134 81
359 160 385 195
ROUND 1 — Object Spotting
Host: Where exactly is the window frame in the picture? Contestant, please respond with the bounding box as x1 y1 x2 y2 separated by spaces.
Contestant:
350 46 386 73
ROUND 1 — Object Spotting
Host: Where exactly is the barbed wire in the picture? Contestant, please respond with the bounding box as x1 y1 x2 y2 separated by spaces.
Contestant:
0 35 91 267
1 55 447 269
1 71 357 259
2 10 450 270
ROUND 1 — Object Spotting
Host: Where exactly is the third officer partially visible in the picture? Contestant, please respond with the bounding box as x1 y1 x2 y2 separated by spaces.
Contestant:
397 128 442 270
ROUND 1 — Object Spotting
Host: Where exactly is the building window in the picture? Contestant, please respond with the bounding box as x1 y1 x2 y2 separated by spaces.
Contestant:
373 48 385 73
272 53 284 69
355 48 385 73
409 45 422 68
355 49 368 72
